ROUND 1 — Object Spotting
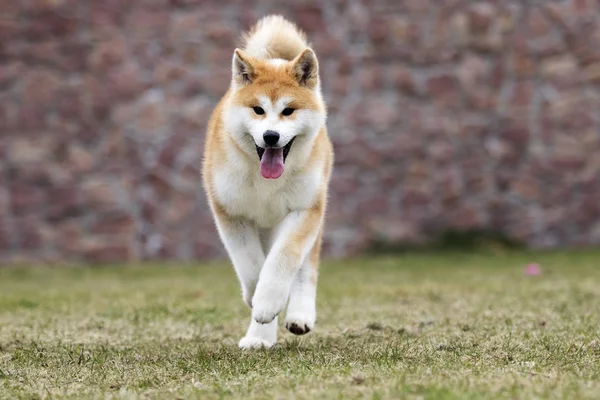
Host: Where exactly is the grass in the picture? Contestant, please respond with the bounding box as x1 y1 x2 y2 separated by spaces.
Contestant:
1 250 599 399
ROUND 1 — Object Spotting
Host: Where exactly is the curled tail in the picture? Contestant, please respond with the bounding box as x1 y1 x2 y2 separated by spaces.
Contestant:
242 15 310 61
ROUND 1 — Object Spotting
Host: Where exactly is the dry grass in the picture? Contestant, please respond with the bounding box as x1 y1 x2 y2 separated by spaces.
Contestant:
1 250 599 399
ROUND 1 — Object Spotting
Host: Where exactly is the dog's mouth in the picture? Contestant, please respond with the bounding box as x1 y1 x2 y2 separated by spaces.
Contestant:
254 137 296 180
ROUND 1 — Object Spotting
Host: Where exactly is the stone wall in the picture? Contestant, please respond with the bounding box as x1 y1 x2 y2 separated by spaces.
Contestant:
1 0 600 263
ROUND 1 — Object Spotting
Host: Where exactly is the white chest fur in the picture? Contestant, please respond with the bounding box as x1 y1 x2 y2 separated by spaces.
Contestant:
212 159 322 228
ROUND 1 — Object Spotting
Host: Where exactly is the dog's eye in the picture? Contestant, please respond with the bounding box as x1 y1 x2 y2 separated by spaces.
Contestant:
281 108 295 116
253 106 265 115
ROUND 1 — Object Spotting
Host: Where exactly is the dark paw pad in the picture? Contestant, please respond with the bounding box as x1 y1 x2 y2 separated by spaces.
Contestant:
286 322 310 335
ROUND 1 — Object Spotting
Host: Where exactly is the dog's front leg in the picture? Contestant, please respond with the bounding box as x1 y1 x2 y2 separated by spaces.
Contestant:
212 212 264 308
213 210 281 348
252 207 323 324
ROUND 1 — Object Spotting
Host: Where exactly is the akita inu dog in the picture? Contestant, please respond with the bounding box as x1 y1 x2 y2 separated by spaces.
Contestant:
202 15 333 349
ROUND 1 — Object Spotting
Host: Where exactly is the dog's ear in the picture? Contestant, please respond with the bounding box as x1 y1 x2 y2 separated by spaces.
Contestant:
290 48 319 89
232 49 256 86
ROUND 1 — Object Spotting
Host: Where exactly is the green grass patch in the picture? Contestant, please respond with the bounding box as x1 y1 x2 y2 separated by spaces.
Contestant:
1 250 599 399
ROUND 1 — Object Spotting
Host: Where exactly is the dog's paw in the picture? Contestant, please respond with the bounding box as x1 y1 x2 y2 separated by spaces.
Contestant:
285 312 315 335
238 336 274 349
252 300 285 324
252 284 288 324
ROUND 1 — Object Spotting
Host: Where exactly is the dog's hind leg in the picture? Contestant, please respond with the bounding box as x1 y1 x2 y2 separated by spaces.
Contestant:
285 230 321 335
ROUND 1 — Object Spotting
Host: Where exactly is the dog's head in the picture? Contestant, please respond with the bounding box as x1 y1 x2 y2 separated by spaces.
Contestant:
223 48 326 179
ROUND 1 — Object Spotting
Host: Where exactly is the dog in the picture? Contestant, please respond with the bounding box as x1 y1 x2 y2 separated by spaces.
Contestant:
202 15 334 349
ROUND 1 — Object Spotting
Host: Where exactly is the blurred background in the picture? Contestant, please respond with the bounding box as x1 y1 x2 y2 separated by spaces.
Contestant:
0 0 599 264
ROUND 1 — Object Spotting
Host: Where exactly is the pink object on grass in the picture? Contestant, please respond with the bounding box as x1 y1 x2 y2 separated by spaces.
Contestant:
525 263 542 276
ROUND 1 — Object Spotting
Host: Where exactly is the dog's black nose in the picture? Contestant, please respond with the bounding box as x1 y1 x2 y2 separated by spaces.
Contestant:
263 130 280 147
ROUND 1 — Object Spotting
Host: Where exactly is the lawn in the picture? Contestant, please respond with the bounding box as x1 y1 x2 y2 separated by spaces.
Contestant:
0 250 599 399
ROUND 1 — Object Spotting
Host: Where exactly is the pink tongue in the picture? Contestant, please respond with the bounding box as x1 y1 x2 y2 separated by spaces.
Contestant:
260 148 284 179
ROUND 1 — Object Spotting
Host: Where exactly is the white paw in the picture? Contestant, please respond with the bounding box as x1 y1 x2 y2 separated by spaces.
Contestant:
285 312 315 335
252 285 288 324
238 336 274 349
252 300 285 324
